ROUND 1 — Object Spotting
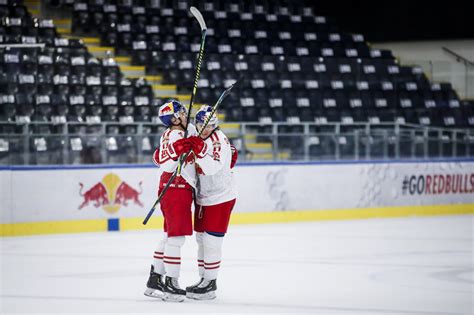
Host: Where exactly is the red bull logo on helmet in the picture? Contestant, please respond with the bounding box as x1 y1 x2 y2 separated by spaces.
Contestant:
196 105 218 126
78 173 143 214
159 102 175 116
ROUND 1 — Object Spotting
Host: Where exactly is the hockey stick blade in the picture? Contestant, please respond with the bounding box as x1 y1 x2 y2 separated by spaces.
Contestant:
217 79 239 104
142 82 239 225
194 79 240 135
203 79 240 126
190 6 207 31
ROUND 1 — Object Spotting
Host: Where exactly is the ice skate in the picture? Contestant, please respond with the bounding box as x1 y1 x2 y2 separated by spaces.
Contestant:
162 277 186 302
144 265 165 298
185 277 204 299
187 279 217 300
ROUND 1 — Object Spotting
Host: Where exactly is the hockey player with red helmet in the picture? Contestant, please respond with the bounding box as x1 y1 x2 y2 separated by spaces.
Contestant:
184 105 238 300
144 100 197 302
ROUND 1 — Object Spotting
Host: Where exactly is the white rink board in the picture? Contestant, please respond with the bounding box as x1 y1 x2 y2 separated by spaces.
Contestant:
1 161 473 224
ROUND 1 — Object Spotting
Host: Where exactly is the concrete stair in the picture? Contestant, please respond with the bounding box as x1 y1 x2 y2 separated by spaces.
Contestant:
152 84 177 97
52 18 71 35
220 123 240 135
219 123 287 161
49 17 184 100
247 152 291 161
246 142 273 154
24 0 40 16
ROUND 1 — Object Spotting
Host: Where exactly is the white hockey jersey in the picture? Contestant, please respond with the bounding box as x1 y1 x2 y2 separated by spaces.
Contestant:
195 129 237 206
153 124 198 189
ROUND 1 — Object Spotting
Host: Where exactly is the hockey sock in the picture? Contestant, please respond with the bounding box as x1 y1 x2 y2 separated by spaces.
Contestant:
203 232 224 280
196 232 205 277
164 236 185 278
153 232 167 275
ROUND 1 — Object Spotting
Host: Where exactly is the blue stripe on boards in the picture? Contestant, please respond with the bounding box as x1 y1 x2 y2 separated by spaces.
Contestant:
1 157 473 172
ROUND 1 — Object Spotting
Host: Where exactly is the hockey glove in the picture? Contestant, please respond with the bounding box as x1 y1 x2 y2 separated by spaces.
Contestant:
169 138 191 160
230 144 238 168
188 136 207 158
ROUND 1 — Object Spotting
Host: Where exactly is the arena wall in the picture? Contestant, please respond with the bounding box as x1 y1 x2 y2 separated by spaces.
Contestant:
1 160 473 236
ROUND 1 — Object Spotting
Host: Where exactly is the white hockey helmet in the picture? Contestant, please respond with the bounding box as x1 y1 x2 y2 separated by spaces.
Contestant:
195 105 218 128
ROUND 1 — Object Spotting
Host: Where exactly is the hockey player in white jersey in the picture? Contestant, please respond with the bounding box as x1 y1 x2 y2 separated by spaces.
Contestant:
184 105 238 300
144 100 198 302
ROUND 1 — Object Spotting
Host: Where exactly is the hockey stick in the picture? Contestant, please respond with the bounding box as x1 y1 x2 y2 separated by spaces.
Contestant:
183 6 207 139
142 80 239 225
142 7 206 226
175 6 207 176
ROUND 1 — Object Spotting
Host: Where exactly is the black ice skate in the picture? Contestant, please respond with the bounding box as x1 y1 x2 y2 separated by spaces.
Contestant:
185 277 204 299
187 279 217 300
162 276 186 302
144 265 165 298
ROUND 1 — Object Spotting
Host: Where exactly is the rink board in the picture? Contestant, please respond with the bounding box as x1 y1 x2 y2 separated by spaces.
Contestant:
1 160 473 236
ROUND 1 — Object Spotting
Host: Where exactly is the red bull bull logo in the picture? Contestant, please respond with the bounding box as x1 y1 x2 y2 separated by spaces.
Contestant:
159 102 174 116
78 173 143 214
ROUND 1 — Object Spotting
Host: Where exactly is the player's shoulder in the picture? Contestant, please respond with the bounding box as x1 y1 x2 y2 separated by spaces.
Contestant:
214 129 231 146
217 129 230 141
160 128 171 138
169 129 185 138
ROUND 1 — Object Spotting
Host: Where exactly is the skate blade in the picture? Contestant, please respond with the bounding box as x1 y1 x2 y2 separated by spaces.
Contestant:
144 288 163 298
162 292 185 302
189 291 216 300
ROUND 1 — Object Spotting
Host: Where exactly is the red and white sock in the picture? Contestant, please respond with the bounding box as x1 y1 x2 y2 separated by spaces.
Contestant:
164 236 185 278
203 233 224 280
152 232 167 275
196 232 205 277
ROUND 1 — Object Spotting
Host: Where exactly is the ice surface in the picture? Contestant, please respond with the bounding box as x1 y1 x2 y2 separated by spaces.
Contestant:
1 215 473 314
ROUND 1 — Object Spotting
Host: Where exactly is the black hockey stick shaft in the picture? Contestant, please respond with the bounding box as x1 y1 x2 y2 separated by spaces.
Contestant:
142 81 239 225
183 6 207 140
175 6 207 177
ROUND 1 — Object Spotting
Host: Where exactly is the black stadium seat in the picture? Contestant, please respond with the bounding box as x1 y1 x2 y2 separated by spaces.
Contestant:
0 0 470 164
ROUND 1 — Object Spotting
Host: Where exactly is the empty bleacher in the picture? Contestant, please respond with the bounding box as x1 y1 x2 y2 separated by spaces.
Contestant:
1 0 473 164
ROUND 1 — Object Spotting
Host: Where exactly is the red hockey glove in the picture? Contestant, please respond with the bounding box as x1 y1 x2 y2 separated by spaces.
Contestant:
169 138 191 160
188 136 207 158
230 144 238 168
